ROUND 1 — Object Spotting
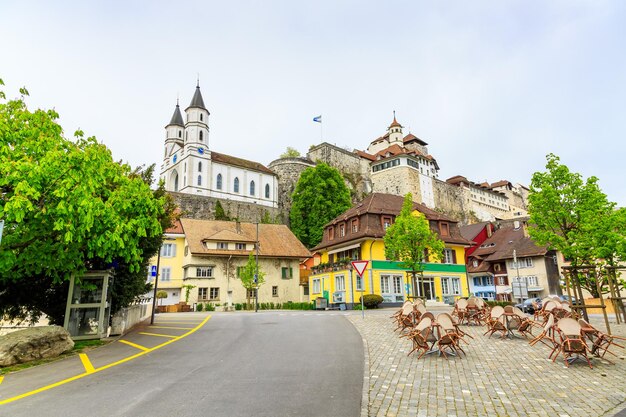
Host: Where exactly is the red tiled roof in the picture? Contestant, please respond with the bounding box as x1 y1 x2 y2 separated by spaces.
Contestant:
389 116 402 128
356 150 376 161
403 133 428 146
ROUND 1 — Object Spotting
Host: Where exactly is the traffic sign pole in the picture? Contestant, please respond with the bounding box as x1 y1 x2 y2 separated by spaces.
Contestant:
351 260 369 319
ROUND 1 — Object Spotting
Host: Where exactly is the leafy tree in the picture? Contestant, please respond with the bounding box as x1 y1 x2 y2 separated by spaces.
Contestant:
182 284 196 303
214 200 230 221
528 154 626 297
290 163 351 248
0 81 171 323
156 290 168 306
280 147 301 158
238 252 265 306
384 193 445 299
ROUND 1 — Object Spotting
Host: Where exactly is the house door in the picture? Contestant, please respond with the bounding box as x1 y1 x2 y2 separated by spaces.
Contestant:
413 276 435 301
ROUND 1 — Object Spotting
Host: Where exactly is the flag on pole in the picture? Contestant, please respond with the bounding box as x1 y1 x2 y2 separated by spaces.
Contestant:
313 115 322 123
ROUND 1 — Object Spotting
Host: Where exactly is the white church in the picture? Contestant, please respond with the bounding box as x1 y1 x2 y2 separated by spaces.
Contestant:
160 84 278 208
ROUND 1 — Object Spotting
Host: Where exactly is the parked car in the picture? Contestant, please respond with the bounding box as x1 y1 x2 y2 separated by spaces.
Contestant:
514 297 542 314
549 294 577 304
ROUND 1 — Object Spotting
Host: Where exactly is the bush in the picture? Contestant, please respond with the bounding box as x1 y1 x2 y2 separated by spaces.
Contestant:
205 303 215 311
485 300 514 308
235 303 243 311
353 303 365 310
196 303 203 312
360 294 384 309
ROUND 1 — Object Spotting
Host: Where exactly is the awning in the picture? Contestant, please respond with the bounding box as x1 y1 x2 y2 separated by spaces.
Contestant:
328 243 361 255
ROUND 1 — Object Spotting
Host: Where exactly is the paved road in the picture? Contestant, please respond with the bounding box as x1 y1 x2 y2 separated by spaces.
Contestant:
0 311 363 417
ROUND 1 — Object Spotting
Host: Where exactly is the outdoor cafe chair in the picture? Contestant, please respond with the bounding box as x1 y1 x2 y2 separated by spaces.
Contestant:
391 300 412 320
513 306 534 338
454 298 469 325
554 318 592 368
484 305 507 339
436 313 466 358
578 318 626 360
529 314 559 359
404 316 433 359
395 302 418 333
466 297 485 325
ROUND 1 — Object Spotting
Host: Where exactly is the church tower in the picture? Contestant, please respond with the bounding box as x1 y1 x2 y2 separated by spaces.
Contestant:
164 101 184 161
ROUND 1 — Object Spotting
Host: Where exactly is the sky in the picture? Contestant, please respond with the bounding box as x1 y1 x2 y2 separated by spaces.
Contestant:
1 1 625 206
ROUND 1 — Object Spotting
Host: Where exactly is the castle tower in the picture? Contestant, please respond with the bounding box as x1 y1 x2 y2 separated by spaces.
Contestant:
388 112 403 146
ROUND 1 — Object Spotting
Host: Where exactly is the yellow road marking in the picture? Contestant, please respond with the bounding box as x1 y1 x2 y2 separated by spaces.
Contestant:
118 340 149 352
0 315 211 406
153 321 203 325
138 332 177 338
78 353 95 373
0 376 4 385
149 326 194 330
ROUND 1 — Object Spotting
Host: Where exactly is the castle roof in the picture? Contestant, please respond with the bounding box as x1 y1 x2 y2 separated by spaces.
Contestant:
388 115 402 129
403 133 428 146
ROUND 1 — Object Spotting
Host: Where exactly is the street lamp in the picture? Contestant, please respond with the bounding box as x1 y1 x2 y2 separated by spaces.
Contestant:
255 222 259 313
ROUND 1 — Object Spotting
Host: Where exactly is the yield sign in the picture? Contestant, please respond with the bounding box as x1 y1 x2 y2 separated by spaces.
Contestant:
351 260 369 277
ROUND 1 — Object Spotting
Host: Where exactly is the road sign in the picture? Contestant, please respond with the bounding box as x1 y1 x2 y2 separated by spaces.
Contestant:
351 260 369 277
150 266 157 277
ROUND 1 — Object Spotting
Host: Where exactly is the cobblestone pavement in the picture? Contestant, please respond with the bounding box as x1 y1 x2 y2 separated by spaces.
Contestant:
347 309 626 417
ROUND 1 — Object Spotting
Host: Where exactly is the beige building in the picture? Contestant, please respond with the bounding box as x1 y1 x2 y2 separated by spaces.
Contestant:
179 218 311 308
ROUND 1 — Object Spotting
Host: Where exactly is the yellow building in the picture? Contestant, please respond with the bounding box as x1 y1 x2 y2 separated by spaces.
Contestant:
309 193 471 307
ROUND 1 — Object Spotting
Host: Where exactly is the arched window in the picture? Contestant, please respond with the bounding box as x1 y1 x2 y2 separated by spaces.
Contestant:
172 171 179 192
199 130 203 141
178 130 182 138
216 174 222 190
197 175 202 186
198 162 202 172
249 181 255 196
234 177 239 193
265 184 270 198
200 113 203 121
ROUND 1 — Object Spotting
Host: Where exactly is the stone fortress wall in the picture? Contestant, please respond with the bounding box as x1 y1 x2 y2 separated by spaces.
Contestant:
268 157 316 225
170 192 283 223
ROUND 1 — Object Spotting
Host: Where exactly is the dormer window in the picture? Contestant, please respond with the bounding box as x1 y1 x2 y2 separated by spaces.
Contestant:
217 242 228 250
440 222 450 237
382 216 393 230
351 219 359 233
339 223 345 237
472 259 478 267
328 227 335 240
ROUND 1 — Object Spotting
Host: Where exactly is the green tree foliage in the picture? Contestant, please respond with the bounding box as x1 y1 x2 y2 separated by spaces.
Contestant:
214 200 230 221
290 163 351 248
0 81 172 323
528 154 626 296
280 147 301 158
238 252 265 305
384 194 445 297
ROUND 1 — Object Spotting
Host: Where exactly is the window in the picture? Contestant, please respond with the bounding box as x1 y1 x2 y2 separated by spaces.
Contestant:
209 287 219 300
526 276 539 286
160 243 176 257
178 130 182 138
443 248 456 264
198 162 202 171
246 288 257 299
234 177 239 193
356 275 363 291
441 277 461 295
494 264 501 272
497 276 508 285
472 260 478 267
196 267 213 278
217 242 228 250
216 174 223 190
160 267 171 281
339 223 345 237
197 175 202 186
440 222 450 236
200 113 203 121
265 184 270 198
382 216 392 230
281 267 293 279
199 130 204 141
198 288 208 300
351 219 358 233
380 275 404 302
250 181 255 196
312 278 321 294
335 275 345 291
235 243 246 250
272 286 278 297
511 257 533 269
328 227 335 240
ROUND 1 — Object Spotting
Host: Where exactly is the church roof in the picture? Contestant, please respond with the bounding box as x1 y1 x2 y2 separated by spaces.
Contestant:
186 85 208 111
211 151 276 175
167 104 184 127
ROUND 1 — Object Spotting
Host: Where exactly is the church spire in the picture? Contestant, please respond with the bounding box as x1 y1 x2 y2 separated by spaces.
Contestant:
167 101 184 127
186 84 208 112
